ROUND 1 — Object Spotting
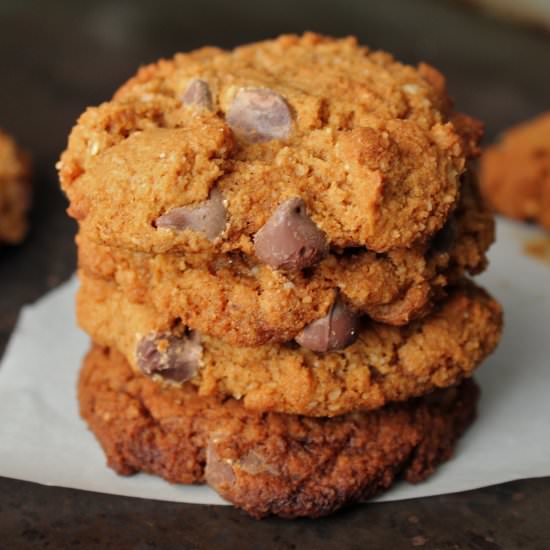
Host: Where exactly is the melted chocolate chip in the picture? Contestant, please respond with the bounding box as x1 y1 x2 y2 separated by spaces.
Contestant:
182 79 213 110
295 296 360 353
136 331 202 383
205 440 236 490
254 197 327 271
205 442 278 493
239 450 279 476
155 187 226 240
226 87 292 143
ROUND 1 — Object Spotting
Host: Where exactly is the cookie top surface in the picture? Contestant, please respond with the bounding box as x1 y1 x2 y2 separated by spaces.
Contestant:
79 344 479 518
77 174 494 346
480 112 550 229
59 33 481 259
0 130 31 244
77 275 502 416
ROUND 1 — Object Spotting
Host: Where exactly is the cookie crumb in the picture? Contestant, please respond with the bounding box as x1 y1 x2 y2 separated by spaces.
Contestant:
524 236 550 265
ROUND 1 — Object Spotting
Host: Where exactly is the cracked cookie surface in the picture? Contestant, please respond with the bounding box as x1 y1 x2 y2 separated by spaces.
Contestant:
77 275 501 416
59 33 482 261
79 344 479 519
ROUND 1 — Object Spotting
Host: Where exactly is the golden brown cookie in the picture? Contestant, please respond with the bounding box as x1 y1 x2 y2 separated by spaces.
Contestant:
79 344 480 519
0 130 31 244
59 33 482 266
77 173 494 345
480 113 550 230
76 273 501 416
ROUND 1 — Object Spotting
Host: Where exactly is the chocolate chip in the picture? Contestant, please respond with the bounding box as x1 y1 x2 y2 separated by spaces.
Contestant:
226 87 292 143
205 443 278 492
295 296 360 353
182 79 213 110
205 441 236 490
254 197 327 271
239 450 279 476
136 331 202 383
155 187 226 240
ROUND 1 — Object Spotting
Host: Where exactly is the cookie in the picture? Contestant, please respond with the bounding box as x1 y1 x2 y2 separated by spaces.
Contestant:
0 130 31 245
76 274 502 416
77 173 494 345
79 344 480 519
480 112 550 230
59 33 483 265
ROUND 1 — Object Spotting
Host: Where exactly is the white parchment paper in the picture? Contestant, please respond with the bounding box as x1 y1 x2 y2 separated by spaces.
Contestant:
0 218 549 506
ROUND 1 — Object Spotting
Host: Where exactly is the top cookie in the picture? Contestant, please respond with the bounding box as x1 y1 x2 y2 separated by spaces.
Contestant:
0 130 31 245
480 112 550 230
59 33 481 263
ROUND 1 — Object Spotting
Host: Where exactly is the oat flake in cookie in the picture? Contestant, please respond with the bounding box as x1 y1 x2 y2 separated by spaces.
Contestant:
59 33 481 259
0 130 31 245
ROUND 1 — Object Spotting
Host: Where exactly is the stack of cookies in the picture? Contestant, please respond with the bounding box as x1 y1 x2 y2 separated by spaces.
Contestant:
58 34 503 518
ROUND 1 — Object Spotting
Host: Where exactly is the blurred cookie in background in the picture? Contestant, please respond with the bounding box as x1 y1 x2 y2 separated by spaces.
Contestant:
0 130 32 245
480 113 550 230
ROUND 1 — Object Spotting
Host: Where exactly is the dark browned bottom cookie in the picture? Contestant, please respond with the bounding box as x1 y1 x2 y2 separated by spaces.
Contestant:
79 344 479 519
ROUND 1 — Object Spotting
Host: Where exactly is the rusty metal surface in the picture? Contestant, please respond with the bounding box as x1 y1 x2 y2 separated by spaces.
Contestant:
0 0 549 547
